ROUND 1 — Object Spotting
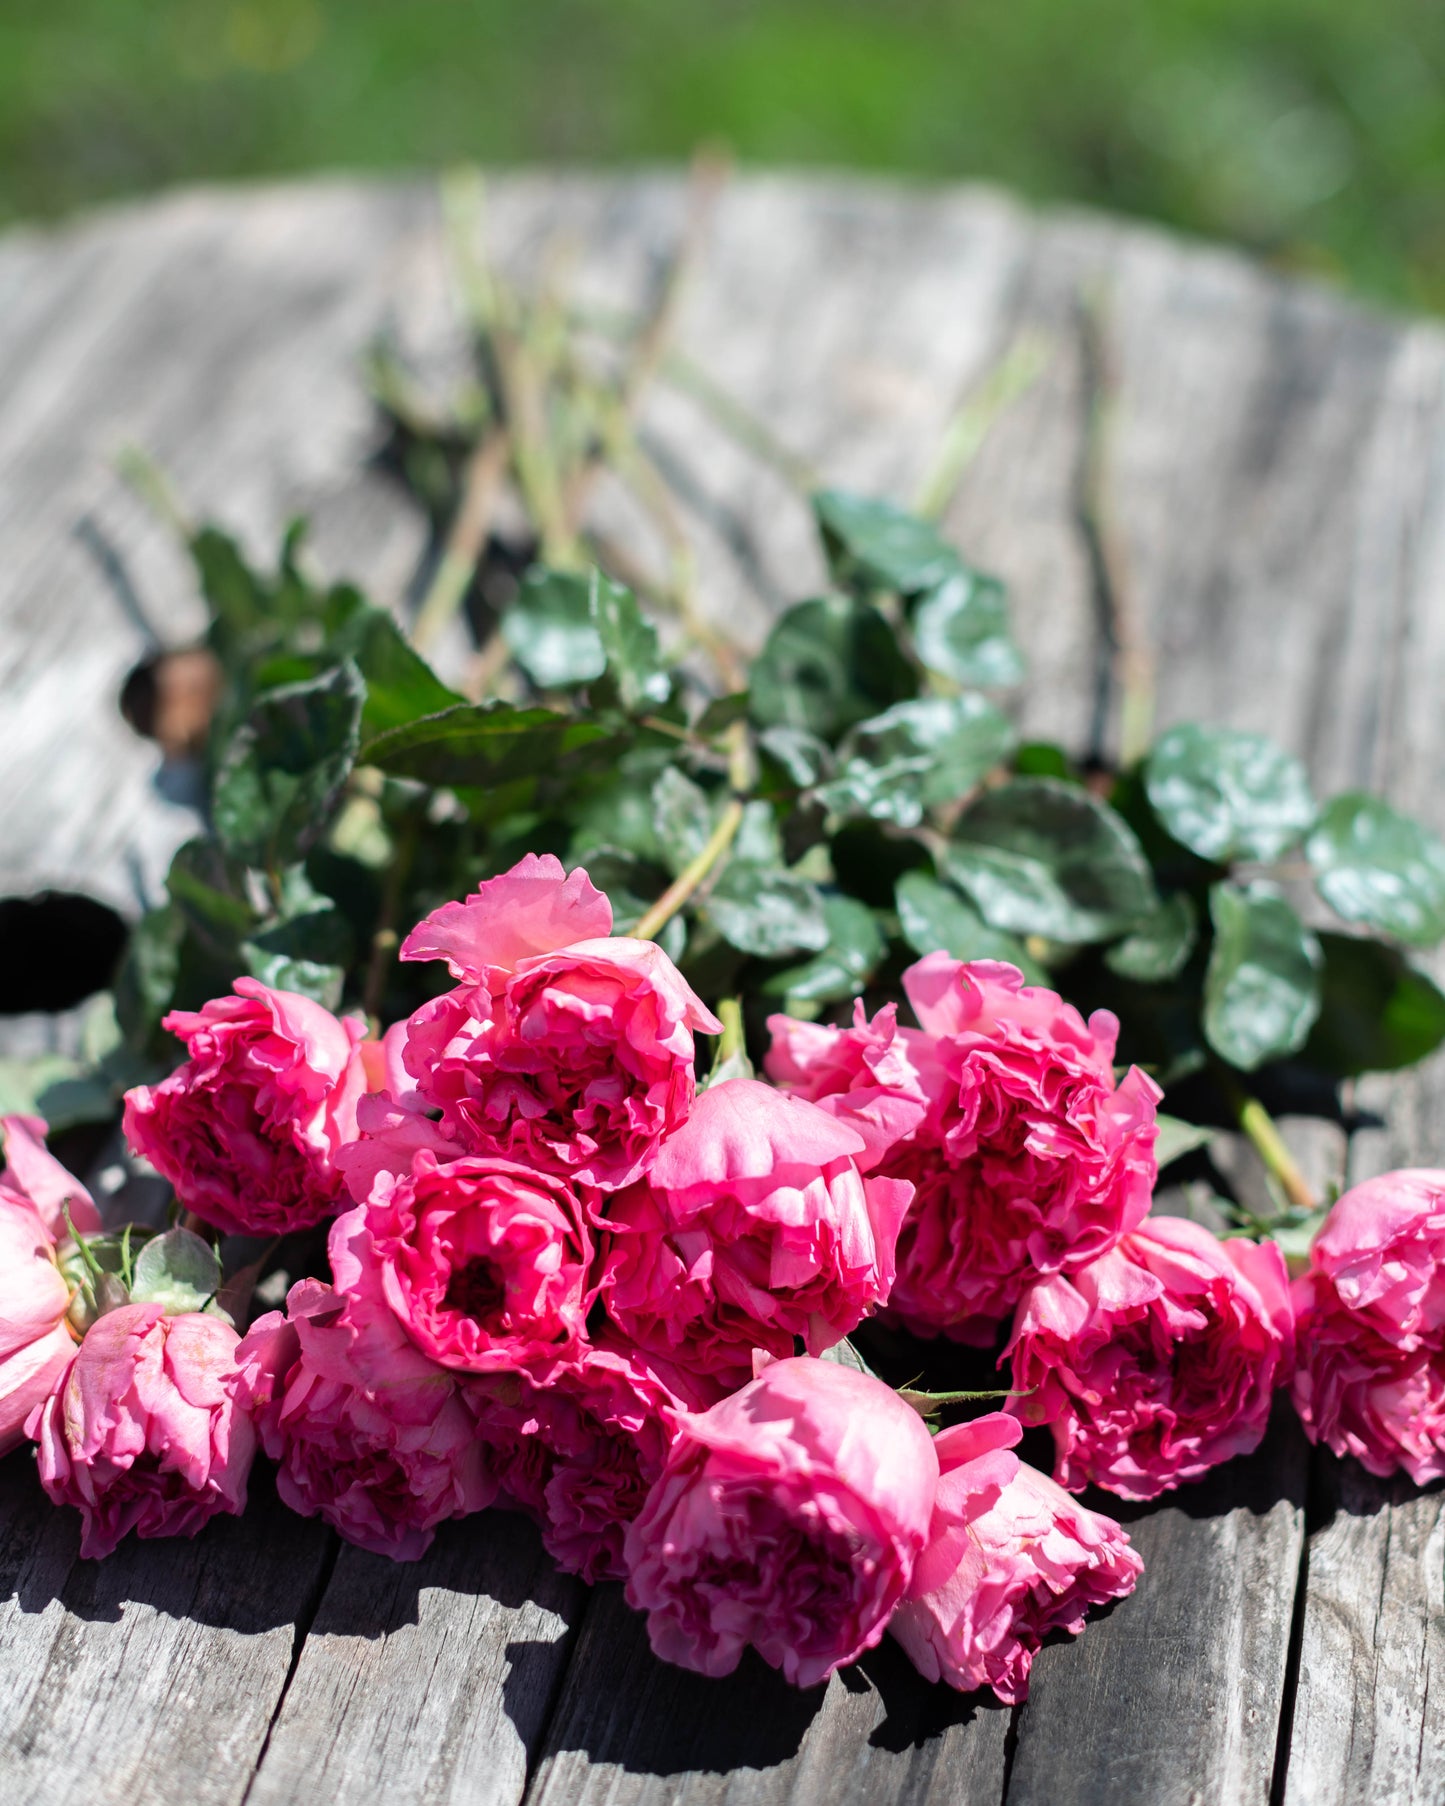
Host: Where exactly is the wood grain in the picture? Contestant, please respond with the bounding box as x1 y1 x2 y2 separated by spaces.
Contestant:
523 1580 1009 1806
246 1512 586 1806
1006 1412 1308 1806
0 1451 331 1806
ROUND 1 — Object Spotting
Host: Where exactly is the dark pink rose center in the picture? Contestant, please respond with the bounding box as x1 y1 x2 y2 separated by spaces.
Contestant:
443 1256 509 1324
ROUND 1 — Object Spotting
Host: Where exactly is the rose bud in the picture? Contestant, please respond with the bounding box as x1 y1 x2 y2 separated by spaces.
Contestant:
623 1356 938 1688
1291 1170 1445 1484
232 1259 493 1562
891 1446 1142 1703
29 1303 254 1559
768 956 1159 1344
398 854 721 1191
475 1334 725 1584
338 1153 598 1374
1008 1216 1294 1499
601 1078 913 1383
123 978 370 1236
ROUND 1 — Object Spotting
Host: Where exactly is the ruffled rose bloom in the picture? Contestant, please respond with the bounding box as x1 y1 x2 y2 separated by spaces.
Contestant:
0 1117 98 1454
398 854 721 1191
1008 1216 1293 1499
1291 1170 1445 1484
601 1078 912 1382
474 1335 723 1584
892 1435 1142 1703
30 1303 254 1559
768 956 1159 1343
231 1211 494 1559
337 1157 597 1374
124 978 370 1236
624 1356 938 1688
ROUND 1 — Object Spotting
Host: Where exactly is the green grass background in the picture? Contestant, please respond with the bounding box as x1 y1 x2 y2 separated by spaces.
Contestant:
4 0 1443 307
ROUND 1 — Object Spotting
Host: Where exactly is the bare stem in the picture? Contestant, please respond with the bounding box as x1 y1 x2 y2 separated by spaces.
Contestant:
1235 1094 1318 1215
716 996 745 1063
411 425 511 654
633 796 745 942
914 333 1050 521
1077 291 1155 767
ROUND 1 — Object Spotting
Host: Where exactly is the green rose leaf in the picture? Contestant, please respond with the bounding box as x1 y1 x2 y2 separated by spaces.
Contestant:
242 902 352 1010
895 869 1044 979
322 587 461 737
763 894 887 1004
1202 882 1323 1071
943 778 1158 944
1153 1113 1216 1171
651 766 716 875
694 692 751 738
1145 723 1317 863
213 661 365 869
816 695 1014 827
589 569 672 712
758 726 836 791
1303 932 1445 1077
705 864 830 958
130 1227 223 1319
361 701 624 793
813 489 962 595
748 594 916 742
911 568 1025 689
503 568 609 690
1306 793 1445 947
165 838 256 950
1104 891 1199 983
114 903 186 1053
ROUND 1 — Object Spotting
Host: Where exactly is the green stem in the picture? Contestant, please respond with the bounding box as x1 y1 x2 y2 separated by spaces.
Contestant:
633 797 745 943
411 426 511 654
716 997 745 1063
914 333 1049 520
1233 1093 1318 1215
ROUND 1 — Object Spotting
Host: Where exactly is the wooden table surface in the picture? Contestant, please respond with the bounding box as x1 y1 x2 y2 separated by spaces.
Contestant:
0 173 1442 1806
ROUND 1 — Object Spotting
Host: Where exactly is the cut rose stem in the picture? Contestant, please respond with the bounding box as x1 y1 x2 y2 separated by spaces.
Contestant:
634 722 754 942
1233 1091 1319 1216
410 424 512 654
632 797 745 943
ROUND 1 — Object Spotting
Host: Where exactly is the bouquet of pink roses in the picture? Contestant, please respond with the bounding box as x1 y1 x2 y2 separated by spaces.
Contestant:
14 275 1445 1701
13 841 1438 1703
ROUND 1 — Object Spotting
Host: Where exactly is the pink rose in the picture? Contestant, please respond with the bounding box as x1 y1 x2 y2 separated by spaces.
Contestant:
623 1356 938 1687
123 978 369 1236
340 1156 597 1374
398 854 721 1190
29 1303 254 1559
601 1078 912 1381
892 1446 1142 1703
475 1335 723 1583
231 1213 496 1559
0 1117 96 1455
1008 1216 1293 1499
768 957 1159 1343
1291 1170 1445 1483
2 1113 101 1237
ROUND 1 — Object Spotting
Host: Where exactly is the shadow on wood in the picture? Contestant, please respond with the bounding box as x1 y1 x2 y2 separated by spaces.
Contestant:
0 1449 329 1633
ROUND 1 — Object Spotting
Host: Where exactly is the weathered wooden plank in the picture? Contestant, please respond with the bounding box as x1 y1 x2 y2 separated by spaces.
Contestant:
0 1449 331 1806
246 1512 586 1806
1007 1411 1309 1806
1270 310 1445 1805
1282 1456 1445 1806
523 1579 1010 1806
